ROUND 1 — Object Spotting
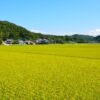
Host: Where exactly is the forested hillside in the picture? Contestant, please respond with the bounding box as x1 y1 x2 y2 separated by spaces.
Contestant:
0 21 42 40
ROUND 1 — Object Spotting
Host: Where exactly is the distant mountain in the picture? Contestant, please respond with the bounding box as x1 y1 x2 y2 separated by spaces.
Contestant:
71 34 94 43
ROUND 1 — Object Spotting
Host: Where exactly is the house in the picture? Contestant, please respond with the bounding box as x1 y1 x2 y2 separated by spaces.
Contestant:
35 39 49 44
24 40 35 45
5 39 13 44
18 40 25 45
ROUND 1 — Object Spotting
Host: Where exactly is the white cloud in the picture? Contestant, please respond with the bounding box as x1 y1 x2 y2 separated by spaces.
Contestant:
30 28 100 36
86 29 100 36
65 29 100 36
30 29 59 35
30 29 42 33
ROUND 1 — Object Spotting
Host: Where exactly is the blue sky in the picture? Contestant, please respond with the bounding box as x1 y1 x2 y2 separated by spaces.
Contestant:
0 0 100 36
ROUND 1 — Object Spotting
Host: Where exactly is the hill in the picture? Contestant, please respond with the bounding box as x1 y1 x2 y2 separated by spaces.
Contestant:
0 21 42 40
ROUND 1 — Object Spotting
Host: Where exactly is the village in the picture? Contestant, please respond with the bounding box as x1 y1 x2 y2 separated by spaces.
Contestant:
2 38 49 45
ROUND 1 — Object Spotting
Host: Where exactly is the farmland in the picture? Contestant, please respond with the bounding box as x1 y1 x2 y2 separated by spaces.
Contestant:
0 44 100 100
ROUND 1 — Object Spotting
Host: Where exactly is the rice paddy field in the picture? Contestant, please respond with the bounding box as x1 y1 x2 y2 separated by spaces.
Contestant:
0 44 100 100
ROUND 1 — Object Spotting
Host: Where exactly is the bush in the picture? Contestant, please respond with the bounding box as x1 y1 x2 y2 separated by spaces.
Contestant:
12 40 19 44
0 39 2 45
